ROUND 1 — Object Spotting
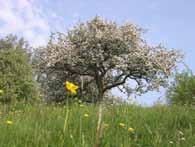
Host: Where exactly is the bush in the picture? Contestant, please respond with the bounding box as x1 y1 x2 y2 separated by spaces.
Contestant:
0 35 39 103
166 69 195 105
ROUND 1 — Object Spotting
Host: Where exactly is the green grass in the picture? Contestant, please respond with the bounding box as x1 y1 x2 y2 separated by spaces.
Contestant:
0 103 195 147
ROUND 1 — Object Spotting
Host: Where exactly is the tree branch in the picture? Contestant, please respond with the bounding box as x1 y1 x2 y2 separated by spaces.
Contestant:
103 74 130 92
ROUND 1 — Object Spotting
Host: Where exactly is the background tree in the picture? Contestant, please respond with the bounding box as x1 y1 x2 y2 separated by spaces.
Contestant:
166 69 195 105
39 16 182 103
0 35 38 103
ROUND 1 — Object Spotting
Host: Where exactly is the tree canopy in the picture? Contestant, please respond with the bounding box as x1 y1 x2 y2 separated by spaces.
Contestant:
0 35 38 103
167 69 195 105
39 16 182 102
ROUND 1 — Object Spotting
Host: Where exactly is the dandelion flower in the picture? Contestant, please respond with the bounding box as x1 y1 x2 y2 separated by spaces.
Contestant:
119 123 125 128
70 134 73 139
84 113 89 117
0 89 3 94
128 127 134 133
65 81 78 94
169 141 174 144
6 120 13 125
80 104 84 107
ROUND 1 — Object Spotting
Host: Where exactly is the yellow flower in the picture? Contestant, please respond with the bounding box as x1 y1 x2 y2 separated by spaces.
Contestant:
65 81 78 94
70 134 73 139
84 113 89 117
128 127 135 133
6 120 13 125
0 89 3 94
169 141 174 144
80 104 84 107
119 123 125 128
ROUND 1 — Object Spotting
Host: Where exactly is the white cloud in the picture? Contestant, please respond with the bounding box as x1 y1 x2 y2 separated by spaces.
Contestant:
0 0 50 47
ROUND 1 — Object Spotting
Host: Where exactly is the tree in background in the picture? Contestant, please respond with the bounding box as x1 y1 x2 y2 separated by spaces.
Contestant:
39 16 182 103
167 69 195 105
0 35 38 103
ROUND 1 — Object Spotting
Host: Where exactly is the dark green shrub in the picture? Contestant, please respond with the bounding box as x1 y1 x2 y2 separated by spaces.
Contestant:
166 69 195 105
0 35 39 103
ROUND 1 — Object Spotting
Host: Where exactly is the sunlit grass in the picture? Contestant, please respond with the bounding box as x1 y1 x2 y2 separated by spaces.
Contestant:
0 103 195 146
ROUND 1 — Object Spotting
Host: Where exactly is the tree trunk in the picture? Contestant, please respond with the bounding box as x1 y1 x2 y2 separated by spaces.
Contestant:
95 74 104 103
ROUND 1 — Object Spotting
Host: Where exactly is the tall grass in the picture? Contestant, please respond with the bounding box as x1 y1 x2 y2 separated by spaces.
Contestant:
0 103 195 147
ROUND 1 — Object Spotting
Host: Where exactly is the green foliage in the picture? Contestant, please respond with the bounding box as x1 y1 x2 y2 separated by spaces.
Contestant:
166 69 195 105
0 104 195 146
0 35 38 103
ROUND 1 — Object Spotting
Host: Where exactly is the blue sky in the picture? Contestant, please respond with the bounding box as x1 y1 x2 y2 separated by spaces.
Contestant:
0 0 195 105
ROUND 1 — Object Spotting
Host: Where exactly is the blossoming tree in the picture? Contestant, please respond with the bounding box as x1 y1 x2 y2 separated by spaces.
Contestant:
40 16 182 103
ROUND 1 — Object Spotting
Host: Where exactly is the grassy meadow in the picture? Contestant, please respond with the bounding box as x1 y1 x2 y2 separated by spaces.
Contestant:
0 103 195 147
